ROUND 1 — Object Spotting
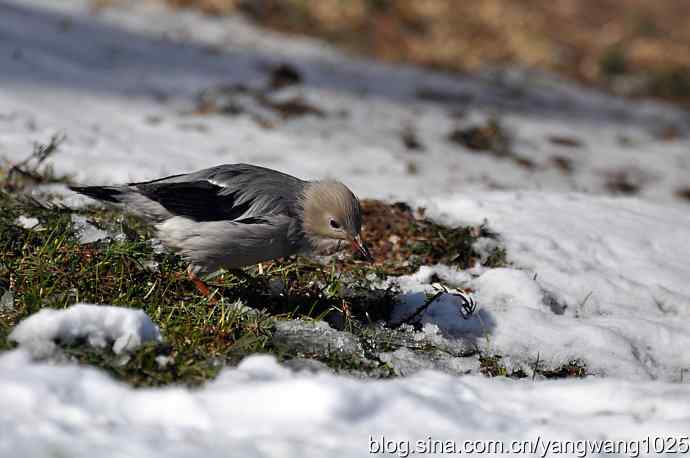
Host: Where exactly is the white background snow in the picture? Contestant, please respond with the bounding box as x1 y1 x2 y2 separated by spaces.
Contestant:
2 0 690 456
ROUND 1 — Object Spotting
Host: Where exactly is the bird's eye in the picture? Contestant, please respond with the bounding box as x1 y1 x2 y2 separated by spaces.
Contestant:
329 219 341 229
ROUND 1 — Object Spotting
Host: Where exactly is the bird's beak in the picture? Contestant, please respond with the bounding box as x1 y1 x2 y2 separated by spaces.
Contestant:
351 234 373 261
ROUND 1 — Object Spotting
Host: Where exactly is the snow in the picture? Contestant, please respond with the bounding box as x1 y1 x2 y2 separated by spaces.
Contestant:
430 192 690 315
1 351 690 457
391 194 690 380
71 214 110 244
1 0 689 203
9 304 162 355
2 0 690 454
14 215 40 229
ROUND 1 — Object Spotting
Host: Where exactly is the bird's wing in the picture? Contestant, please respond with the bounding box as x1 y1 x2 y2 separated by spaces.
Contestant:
131 164 305 223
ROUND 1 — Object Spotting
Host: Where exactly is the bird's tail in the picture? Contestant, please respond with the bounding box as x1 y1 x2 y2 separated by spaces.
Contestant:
68 185 125 203
69 185 170 222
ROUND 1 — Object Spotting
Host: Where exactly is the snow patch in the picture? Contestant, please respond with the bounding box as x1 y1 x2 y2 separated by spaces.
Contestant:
394 264 473 290
71 214 109 244
1 352 690 457
9 304 162 355
390 193 690 380
15 215 40 229
475 268 546 313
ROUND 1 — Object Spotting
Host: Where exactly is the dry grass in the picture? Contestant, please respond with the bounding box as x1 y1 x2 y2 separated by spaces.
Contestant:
147 0 690 105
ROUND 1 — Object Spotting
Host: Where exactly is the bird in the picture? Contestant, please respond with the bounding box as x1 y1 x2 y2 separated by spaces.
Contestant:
69 164 373 297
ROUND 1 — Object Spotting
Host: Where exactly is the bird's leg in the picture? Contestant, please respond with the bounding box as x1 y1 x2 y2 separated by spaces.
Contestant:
187 266 218 304
189 272 210 296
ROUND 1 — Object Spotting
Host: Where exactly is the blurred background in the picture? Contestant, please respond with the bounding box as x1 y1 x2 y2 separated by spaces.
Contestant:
2 0 686 202
96 0 690 108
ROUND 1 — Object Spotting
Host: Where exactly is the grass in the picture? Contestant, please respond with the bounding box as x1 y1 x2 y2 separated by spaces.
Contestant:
0 190 279 385
0 187 403 385
480 354 587 379
0 182 489 385
0 140 587 385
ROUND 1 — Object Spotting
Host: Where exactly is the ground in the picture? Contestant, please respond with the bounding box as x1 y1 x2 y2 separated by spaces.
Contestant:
1 0 690 456
116 0 690 107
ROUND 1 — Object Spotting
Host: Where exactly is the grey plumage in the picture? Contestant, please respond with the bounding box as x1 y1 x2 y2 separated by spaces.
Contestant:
70 164 371 274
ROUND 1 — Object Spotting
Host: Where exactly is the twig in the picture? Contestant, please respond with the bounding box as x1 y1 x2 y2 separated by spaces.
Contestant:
532 352 541 381
396 289 445 327
393 283 477 327
455 289 477 318
6 133 65 184
579 291 593 309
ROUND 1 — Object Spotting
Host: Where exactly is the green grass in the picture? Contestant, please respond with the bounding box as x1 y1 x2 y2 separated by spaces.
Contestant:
0 190 280 385
0 140 586 385
0 187 403 385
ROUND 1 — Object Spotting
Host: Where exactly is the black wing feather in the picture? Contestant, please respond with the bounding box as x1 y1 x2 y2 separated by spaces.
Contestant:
135 180 254 222
68 185 123 203
68 164 305 223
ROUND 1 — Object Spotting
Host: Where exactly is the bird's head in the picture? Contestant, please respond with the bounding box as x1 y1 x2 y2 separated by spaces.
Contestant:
300 180 373 261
